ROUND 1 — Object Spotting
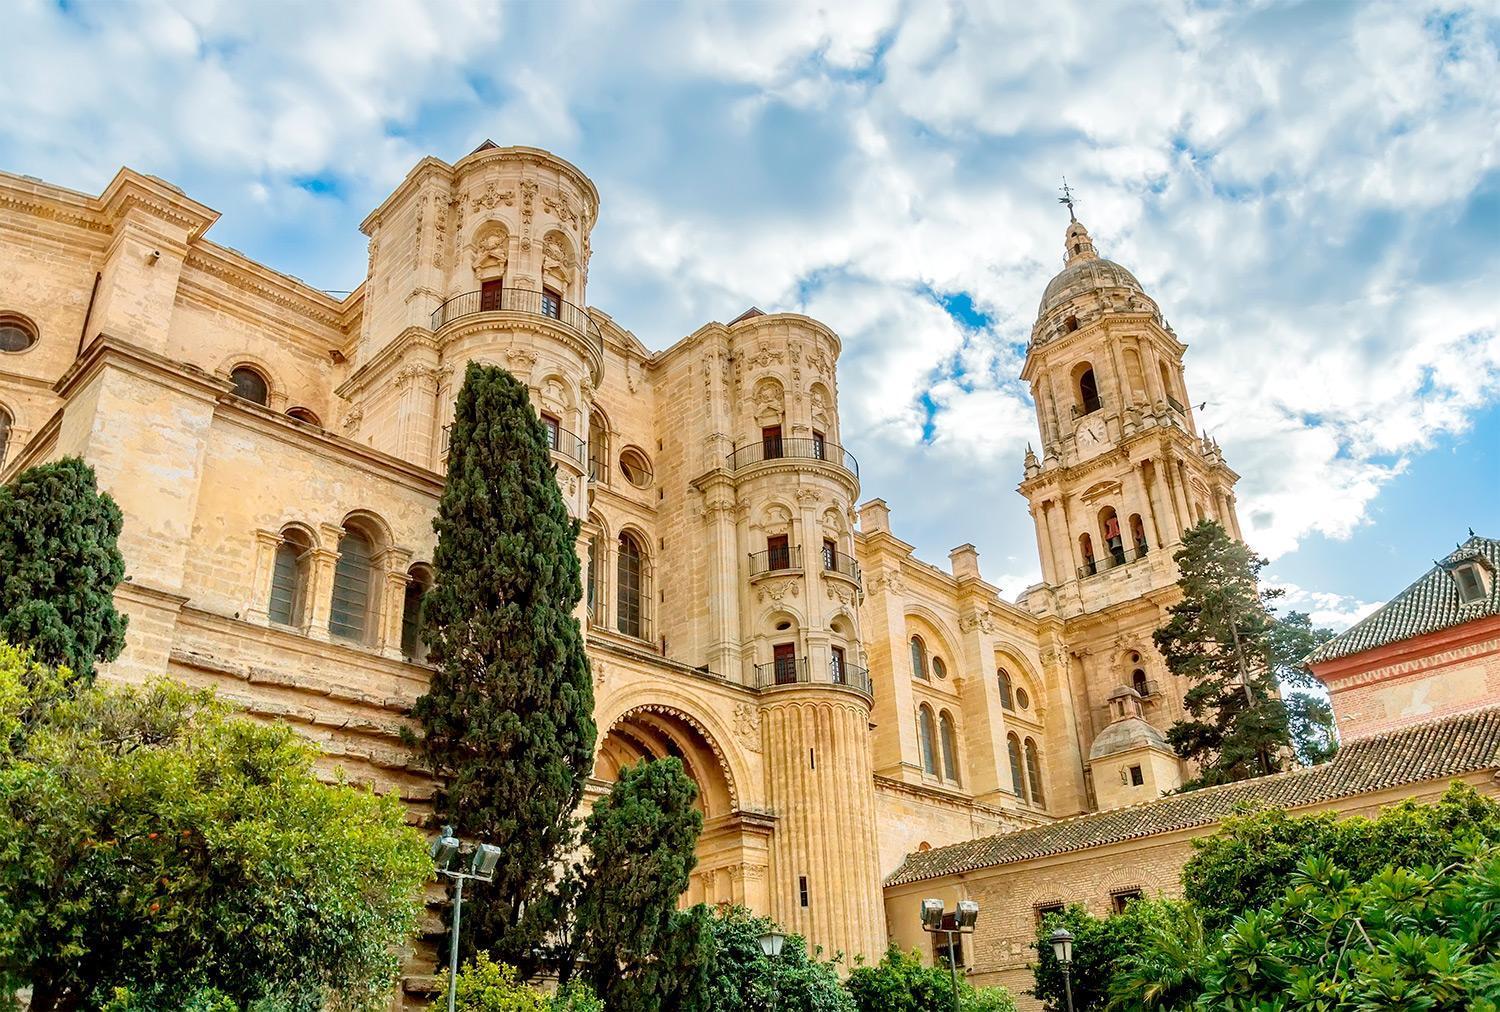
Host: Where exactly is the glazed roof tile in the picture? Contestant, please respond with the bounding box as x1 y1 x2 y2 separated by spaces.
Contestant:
1307 535 1500 665
885 704 1500 887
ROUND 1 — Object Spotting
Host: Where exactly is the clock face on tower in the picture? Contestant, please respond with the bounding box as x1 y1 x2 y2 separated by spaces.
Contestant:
1076 415 1109 460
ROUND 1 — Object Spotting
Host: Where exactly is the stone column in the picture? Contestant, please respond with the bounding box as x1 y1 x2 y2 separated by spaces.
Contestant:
245 529 284 625
308 523 346 642
378 546 414 658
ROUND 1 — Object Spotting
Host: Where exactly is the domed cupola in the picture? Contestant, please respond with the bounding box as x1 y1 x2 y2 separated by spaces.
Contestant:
1032 218 1155 346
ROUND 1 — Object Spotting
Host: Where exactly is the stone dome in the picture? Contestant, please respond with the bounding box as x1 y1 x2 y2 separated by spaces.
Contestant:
1035 219 1148 320
1088 685 1171 760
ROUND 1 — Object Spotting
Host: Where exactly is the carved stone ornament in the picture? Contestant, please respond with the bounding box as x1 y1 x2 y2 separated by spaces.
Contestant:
506 347 538 374
734 703 762 752
795 488 821 505
542 232 574 285
749 346 784 369
757 578 800 603
470 180 515 213
341 405 363 433
826 582 855 606
471 228 508 275
543 190 578 228
873 570 906 594
959 611 999 635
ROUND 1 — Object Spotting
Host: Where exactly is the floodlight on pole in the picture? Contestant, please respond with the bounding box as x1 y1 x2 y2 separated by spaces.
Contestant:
918 898 980 1012
431 826 503 1012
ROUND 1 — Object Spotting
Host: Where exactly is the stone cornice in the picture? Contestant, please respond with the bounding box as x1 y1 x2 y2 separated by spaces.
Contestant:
1311 617 1500 689
99 168 219 240
0 172 112 236
723 310 843 357
872 773 1018 819
183 241 347 331
360 156 454 234
336 326 442 399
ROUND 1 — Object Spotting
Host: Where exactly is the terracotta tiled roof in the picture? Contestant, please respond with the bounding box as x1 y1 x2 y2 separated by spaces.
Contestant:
885 705 1500 887
1307 535 1500 665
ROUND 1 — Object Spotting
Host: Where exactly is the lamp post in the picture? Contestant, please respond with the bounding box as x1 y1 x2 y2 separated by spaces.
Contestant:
920 898 980 1012
431 825 503 1012
758 930 788 1012
1049 927 1076 1012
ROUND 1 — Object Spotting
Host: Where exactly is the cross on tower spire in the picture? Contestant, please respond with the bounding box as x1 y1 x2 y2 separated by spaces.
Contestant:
1058 176 1078 222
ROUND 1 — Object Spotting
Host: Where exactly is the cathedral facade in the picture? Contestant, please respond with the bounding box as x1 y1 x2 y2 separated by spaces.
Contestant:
0 145 1244 984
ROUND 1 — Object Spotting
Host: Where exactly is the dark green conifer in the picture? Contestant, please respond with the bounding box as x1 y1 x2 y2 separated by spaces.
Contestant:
1154 520 1334 788
0 456 127 681
413 362 595 973
572 757 710 1012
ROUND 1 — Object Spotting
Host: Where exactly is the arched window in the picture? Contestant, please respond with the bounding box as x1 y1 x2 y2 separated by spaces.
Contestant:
587 530 605 625
1159 360 1174 399
230 366 270 406
998 668 1015 711
1132 668 1149 697
267 527 313 627
329 528 374 642
1080 533 1096 575
1063 315 1079 334
1024 737 1046 809
1077 366 1101 414
917 705 938 776
939 711 961 785
401 565 432 662
588 411 608 483
286 407 320 426
1129 514 1148 555
910 635 928 680
1007 733 1027 801
1101 507 1124 565
0 406 11 465
617 532 646 639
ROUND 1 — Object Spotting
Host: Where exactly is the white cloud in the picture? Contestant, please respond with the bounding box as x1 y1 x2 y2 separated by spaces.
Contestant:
3 0 1497 603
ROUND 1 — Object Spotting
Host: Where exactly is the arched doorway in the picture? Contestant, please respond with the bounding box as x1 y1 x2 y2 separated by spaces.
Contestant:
593 705 771 912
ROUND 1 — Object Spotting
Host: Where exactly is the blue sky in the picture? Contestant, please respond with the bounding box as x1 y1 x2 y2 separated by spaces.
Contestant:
4 0 1497 628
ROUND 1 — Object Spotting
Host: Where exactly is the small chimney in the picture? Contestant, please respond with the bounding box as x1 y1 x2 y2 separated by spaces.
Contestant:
858 499 892 534
949 544 981 580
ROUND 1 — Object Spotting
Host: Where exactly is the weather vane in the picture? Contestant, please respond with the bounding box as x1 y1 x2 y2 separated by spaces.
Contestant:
1058 176 1078 222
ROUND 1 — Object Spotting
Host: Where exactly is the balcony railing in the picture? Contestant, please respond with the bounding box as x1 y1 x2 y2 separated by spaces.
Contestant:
821 548 862 587
753 656 873 699
749 545 801 577
831 660 873 697
1133 678 1161 698
1077 542 1151 580
547 426 586 467
726 436 859 478
441 422 587 468
430 287 604 361
755 657 808 688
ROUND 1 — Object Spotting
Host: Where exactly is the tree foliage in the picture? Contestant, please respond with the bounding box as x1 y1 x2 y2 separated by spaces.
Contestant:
436 952 601 1012
0 457 127 683
412 362 596 973
1182 782 1500 932
697 906 852 1012
1112 844 1500 1010
572 757 711 1011
1154 521 1335 788
0 649 431 1012
846 946 1017 1012
1030 899 1197 1012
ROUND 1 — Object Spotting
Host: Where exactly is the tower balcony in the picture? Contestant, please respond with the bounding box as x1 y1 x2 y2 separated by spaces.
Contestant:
726 436 859 479
1078 542 1151 580
819 547 863 592
753 657 873 700
431 287 605 382
749 544 802 579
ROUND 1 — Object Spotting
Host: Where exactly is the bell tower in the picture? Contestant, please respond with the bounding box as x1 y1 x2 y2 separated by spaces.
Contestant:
1018 210 1243 799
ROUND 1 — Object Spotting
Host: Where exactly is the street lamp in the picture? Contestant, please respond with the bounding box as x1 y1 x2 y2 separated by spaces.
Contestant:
1049 927 1076 1012
758 930 789 1012
431 825 502 1012
920 898 980 1012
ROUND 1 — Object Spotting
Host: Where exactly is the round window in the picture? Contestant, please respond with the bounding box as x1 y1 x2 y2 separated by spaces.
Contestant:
618 448 653 489
932 656 947 679
0 315 38 353
1016 687 1030 709
230 366 269 405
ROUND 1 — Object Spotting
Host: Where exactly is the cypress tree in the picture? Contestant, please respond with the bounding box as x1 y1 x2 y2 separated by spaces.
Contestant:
572 757 711 1011
0 456 127 682
413 362 596 973
1154 520 1308 788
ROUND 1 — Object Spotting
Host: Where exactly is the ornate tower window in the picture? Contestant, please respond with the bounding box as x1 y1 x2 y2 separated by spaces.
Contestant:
1007 732 1027 801
917 705 938 776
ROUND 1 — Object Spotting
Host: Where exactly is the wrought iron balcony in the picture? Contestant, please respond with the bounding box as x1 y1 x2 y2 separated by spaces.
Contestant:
726 436 859 478
441 422 586 469
820 548 862 587
430 287 604 361
1077 541 1151 580
749 545 801 577
754 657 808 688
753 656 873 700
